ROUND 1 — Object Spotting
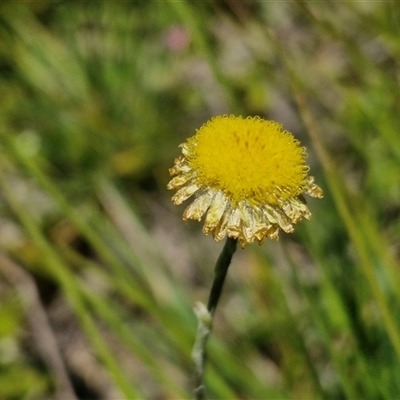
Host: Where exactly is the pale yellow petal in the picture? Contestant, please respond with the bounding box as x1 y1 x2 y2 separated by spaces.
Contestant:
238 201 257 245
225 208 241 240
263 204 293 233
183 190 214 221
282 197 311 223
304 176 323 198
266 225 280 240
167 170 196 190
203 191 228 235
213 205 233 242
171 182 200 205
262 204 278 225
179 143 191 157
253 206 273 242
169 155 191 176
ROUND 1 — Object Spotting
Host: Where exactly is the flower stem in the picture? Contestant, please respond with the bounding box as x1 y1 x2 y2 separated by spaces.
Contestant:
207 238 238 316
192 237 238 400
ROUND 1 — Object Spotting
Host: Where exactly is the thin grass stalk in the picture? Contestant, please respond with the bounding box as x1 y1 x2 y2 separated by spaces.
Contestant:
285 246 386 399
356 210 400 298
284 84 400 305
1 134 154 309
78 278 188 399
0 252 78 400
255 251 326 399
287 255 369 399
96 179 197 313
57 242 188 397
305 234 394 400
284 74 400 361
0 163 140 400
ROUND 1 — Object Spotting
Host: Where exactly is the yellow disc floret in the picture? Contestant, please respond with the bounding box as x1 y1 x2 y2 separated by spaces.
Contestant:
186 115 309 205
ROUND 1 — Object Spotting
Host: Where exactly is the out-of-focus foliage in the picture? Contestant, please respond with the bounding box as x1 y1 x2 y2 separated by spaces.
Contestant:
0 1 400 399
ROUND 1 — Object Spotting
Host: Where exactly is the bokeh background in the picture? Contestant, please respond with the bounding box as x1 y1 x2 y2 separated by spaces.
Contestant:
1 2 400 399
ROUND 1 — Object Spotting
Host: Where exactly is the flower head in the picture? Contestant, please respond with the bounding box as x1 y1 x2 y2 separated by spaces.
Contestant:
167 115 323 247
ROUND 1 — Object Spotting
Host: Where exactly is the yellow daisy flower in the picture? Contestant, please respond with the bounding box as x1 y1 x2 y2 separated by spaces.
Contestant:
167 115 323 247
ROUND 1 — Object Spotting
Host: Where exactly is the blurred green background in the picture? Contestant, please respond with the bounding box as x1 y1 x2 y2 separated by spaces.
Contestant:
0 2 400 399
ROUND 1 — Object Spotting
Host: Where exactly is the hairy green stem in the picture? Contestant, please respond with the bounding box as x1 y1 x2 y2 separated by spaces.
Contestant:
207 238 238 316
192 237 238 400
